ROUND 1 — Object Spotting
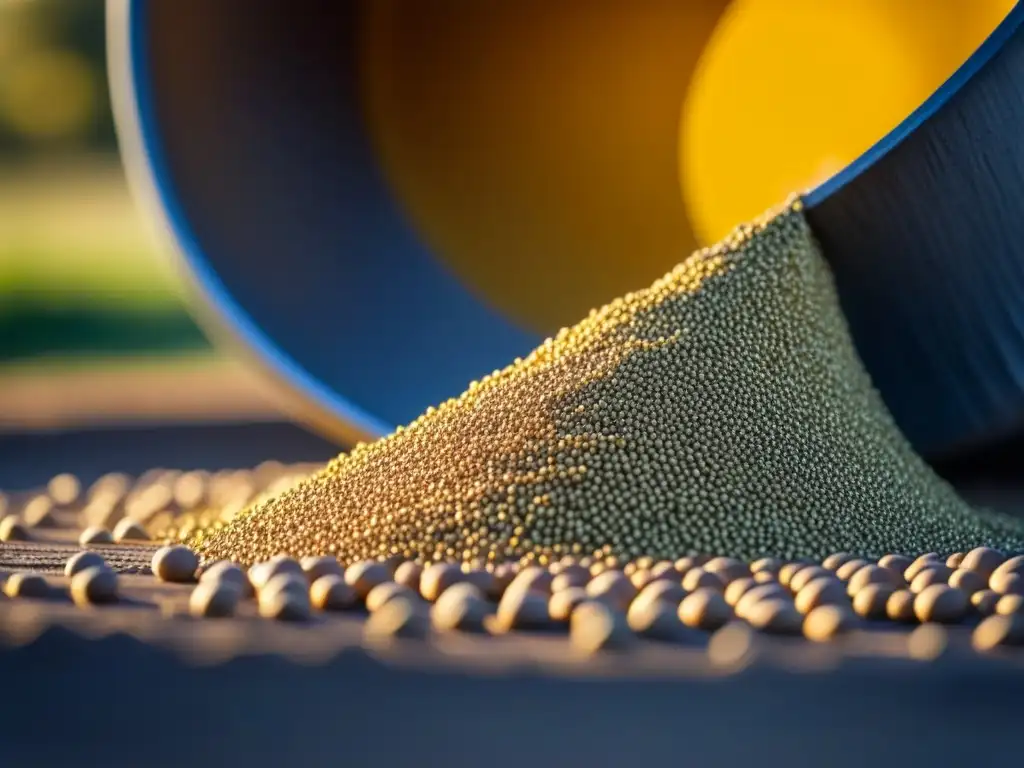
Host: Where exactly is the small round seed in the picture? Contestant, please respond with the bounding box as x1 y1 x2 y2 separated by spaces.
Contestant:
753 571 777 584
64 551 106 579
674 556 702 573
795 577 848 614
852 583 895 619
877 554 913 574
960 546 1005 578
418 563 465 602
886 590 917 623
682 568 724 592
907 623 948 660
628 568 664 591
552 569 590 593
432 582 489 632
257 584 310 621
910 565 953 593
366 581 416 613
679 587 732 630
571 601 635 654
462 568 497 599
260 572 309 601
971 589 1000 616
749 557 782 576
491 562 519 595
777 562 804 588
47 473 80 506
585 570 636 611
650 560 682 578
904 554 943 583
789 566 830 594
365 596 431 642
734 583 789 621
835 559 871 582
0 517 27 543
300 555 343 582
631 556 655 572
112 518 149 543
745 599 802 635
847 565 900 596
703 557 749 584
948 569 986 595
627 599 686 641
996 594 1024 615
548 559 573 576
707 622 757 667
189 581 240 618
199 561 254 598
803 604 854 642
549 587 589 622
70 566 118 606
249 555 304 589
78 526 112 546
990 571 1024 596
822 553 856 571
633 579 686 609
991 555 1024 580
393 561 423 592
310 574 358 611
3 573 50 599
973 614 1024 650
492 586 551 632
503 566 553 598
151 545 199 583
22 496 56 528
913 584 967 624
945 552 966 569
344 560 391 600
724 581 757 614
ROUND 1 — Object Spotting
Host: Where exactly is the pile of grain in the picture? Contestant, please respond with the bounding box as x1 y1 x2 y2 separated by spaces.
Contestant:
194 201 1024 566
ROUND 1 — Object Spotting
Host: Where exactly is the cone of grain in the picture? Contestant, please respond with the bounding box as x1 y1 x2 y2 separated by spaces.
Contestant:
194 201 1024 566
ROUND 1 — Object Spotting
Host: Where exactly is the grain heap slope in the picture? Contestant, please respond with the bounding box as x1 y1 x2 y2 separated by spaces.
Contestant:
195 202 1024 566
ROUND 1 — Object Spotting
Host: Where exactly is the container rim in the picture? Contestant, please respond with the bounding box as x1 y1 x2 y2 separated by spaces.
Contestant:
806 0 1024 206
107 0 393 446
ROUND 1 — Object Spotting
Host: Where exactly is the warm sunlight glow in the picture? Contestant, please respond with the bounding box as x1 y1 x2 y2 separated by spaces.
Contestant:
681 0 1016 244
360 0 727 333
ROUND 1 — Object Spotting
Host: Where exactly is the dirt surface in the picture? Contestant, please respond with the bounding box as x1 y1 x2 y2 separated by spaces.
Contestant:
0 519 1023 767
3 422 1024 767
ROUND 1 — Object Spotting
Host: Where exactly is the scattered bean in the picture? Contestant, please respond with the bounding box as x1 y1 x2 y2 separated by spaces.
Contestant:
679 588 732 630
64 551 106 579
571 601 635 654
803 605 854 642
70 566 117 606
310 574 358 611
152 545 199 583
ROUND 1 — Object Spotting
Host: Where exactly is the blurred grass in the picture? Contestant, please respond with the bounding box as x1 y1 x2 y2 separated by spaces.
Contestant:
0 157 211 364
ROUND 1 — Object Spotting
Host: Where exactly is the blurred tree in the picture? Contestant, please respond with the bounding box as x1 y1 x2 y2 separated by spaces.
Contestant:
0 0 115 156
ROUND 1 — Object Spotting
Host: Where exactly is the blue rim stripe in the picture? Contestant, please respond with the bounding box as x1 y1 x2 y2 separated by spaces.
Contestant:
807 2 1024 206
127 0 426 440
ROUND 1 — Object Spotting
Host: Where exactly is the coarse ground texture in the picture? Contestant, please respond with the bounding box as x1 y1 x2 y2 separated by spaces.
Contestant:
195 202 1024 566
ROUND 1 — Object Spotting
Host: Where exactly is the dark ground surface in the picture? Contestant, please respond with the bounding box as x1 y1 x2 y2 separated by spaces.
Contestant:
2 421 1024 768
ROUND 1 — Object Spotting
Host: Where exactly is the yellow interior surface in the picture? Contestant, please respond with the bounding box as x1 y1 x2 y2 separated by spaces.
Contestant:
359 0 727 333
681 0 1016 244
360 0 1014 333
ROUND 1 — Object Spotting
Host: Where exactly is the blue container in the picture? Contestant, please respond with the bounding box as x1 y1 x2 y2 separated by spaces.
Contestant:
108 0 1024 457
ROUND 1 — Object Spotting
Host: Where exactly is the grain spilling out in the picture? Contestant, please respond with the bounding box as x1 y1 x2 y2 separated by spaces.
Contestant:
193 201 1024 566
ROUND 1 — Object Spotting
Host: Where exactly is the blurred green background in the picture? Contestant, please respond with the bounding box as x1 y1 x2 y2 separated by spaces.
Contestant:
0 0 208 366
